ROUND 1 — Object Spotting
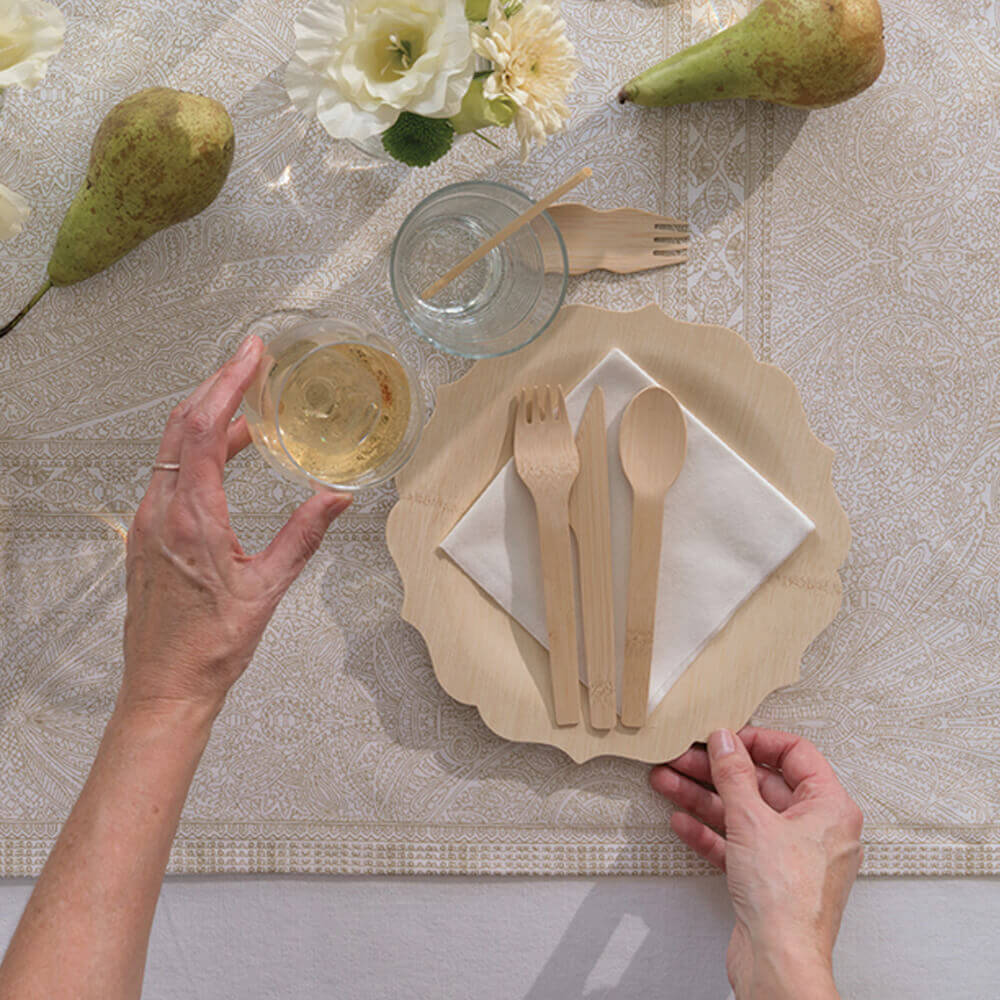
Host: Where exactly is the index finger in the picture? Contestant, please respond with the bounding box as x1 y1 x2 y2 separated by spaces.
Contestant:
738 727 842 793
199 335 265 430
178 336 264 494
663 744 796 814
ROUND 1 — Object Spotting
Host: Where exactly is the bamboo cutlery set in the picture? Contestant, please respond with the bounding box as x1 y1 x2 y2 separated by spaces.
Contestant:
514 382 687 730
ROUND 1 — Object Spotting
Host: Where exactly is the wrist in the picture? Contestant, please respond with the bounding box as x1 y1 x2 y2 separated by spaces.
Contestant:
112 690 223 742
747 936 838 1000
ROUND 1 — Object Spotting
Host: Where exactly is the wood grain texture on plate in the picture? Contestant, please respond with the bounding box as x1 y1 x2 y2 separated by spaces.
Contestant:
387 304 851 763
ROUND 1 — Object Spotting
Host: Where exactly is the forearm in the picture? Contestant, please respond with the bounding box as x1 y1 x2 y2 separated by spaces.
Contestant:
0 695 219 1000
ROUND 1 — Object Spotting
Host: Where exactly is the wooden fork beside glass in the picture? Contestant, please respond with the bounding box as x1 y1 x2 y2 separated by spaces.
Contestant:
544 204 689 275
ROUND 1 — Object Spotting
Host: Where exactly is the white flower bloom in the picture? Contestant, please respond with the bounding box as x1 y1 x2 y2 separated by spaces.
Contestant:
0 0 65 91
473 0 578 160
285 0 475 142
0 181 30 241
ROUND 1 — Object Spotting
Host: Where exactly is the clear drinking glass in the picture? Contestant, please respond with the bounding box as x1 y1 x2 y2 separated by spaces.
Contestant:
242 308 424 492
390 180 568 358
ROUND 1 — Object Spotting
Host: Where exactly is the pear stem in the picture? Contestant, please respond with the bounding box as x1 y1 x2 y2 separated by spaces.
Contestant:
0 278 52 339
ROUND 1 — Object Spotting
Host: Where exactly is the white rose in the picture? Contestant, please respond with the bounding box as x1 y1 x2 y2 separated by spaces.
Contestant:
0 0 65 91
0 181 30 241
285 0 474 141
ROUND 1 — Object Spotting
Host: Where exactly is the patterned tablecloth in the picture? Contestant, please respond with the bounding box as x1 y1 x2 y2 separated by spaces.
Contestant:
1 0 998 877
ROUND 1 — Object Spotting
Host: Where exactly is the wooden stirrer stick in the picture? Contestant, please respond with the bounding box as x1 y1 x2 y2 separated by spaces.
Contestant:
420 167 592 300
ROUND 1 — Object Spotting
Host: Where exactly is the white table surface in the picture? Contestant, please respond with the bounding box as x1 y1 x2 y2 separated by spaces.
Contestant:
2 875 999 998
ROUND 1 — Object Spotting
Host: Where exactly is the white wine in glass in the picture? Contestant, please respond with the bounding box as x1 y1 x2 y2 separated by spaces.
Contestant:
243 315 423 491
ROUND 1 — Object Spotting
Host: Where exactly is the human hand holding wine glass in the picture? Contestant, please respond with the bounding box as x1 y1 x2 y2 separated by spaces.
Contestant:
0 336 353 1000
121 334 352 716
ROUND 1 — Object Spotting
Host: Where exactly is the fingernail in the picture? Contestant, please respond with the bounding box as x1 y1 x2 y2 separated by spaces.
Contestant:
321 490 352 517
708 729 736 758
235 334 256 362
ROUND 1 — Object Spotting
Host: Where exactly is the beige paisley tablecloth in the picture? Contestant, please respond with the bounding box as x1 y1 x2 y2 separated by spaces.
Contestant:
1 0 998 877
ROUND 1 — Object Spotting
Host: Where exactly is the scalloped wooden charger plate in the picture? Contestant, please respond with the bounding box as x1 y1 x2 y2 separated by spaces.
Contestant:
386 305 850 763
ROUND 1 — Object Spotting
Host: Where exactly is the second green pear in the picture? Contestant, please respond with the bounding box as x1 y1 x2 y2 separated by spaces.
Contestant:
2 87 234 337
619 0 885 110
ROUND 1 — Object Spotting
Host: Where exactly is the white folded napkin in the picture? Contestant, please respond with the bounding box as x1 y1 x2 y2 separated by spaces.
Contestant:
440 349 815 714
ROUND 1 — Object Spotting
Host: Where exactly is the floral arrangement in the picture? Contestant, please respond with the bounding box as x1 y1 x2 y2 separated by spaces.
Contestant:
0 0 65 240
285 0 579 166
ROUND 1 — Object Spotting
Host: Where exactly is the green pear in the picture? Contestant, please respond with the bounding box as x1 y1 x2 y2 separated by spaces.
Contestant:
2 87 234 338
619 0 885 110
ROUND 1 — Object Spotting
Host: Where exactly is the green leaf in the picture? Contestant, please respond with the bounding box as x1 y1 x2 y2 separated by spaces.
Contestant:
465 0 490 20
381 113 455 167
449 77 516 134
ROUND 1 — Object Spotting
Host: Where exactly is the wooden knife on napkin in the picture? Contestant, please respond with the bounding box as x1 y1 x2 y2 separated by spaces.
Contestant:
569 388 618 730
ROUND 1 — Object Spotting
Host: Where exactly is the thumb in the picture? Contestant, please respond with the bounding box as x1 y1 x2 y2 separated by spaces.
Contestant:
708 729 764 816
258 490 352 588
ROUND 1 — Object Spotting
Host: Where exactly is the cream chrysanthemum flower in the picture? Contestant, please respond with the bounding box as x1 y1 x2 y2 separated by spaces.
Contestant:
0 0 65 91
473 0 578 160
